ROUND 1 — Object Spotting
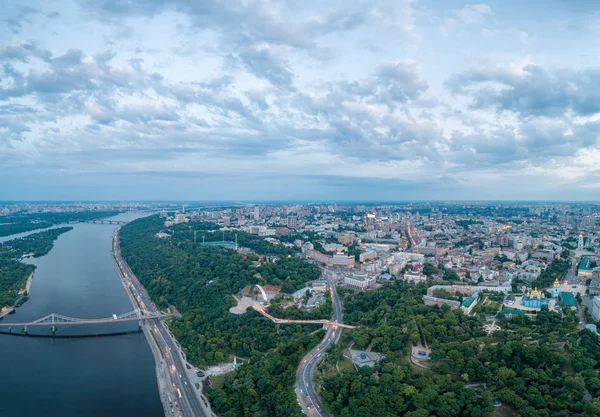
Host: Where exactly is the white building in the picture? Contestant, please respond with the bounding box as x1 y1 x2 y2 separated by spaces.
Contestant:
292 287 312 300
174 213 188 224
403 271 427 283
389 261 407 276
394 252 425 263
331 252 355 267
344 272 376 290
258 229 277 237
323 243 347 252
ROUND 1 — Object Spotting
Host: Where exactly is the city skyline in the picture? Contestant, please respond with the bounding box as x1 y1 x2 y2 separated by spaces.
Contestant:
3 0 600 200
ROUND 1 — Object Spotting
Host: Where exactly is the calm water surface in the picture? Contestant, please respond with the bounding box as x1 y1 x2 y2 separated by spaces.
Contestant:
0 212 163 417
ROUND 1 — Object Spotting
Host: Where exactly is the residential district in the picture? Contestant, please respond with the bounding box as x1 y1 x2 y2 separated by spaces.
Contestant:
158 202 600 333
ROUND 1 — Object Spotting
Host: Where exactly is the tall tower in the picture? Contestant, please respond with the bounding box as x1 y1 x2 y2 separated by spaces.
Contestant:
552 278 560 299
578 233 584 251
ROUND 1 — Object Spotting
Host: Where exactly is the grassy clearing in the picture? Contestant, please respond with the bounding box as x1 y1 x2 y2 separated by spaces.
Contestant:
337 357 353 372
210 374 226 389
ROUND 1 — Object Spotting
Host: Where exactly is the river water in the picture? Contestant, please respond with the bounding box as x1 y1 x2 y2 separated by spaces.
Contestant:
0 212 163 417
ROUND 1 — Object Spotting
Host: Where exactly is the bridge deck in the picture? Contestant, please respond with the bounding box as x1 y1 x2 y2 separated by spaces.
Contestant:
252 306 355 329
0 312 173 327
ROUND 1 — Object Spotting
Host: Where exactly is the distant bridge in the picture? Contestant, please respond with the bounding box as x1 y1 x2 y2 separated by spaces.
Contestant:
0 309 173 332
252 306 356 329
82 220 127 225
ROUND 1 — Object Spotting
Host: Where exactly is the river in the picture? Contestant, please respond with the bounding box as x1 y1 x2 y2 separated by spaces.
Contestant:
0 212 164 417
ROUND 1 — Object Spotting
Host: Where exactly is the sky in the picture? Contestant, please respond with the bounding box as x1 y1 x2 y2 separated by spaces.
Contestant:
2 0 600 201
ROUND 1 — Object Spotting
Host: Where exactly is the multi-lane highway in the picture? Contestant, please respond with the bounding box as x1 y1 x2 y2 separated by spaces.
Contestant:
296 269 344 416
112 228 212 417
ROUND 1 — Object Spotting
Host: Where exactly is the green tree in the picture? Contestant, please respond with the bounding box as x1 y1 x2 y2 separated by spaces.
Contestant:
443 270 460 281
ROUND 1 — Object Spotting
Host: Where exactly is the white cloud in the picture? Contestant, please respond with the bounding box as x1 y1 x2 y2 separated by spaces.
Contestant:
457 4 492 25
439 3 492 36
1 0 600 200
481 28 528 44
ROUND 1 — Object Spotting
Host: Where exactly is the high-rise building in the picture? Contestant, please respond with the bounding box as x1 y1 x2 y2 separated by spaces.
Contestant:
287 216 297 228
254 206 260 221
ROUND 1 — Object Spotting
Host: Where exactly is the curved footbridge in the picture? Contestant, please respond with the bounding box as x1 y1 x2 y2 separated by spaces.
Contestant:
252 305 356 329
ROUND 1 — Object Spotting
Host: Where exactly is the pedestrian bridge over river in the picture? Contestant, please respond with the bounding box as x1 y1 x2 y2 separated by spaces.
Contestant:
0 309 173 333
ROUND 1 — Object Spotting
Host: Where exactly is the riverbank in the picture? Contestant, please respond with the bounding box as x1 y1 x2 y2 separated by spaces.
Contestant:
110 230 171 417
25 271 34 295
0 306 15 319
0 271 35 319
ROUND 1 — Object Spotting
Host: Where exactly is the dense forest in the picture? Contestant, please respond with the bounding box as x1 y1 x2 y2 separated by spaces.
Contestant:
0 210 119 237
0 261 35 309
119 215 327 416
0 227 73 309
259 256 321 293
0 227 73 260
317 281 600 417
208 332 323 417
0 221 53 237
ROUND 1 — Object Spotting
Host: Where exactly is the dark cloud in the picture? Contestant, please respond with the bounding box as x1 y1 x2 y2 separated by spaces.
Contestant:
448 63 600 117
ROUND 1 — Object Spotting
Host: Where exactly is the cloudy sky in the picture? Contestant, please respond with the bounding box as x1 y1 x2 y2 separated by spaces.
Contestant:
2 0 600 201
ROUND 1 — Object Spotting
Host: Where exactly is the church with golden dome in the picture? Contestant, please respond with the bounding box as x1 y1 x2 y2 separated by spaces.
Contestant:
521 287 550 309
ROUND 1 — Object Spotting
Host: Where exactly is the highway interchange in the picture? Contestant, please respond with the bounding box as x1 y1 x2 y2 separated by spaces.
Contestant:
113 228 212 417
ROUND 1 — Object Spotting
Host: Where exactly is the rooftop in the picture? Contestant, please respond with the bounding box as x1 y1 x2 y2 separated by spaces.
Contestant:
462 296 476 308
560 292 577 307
